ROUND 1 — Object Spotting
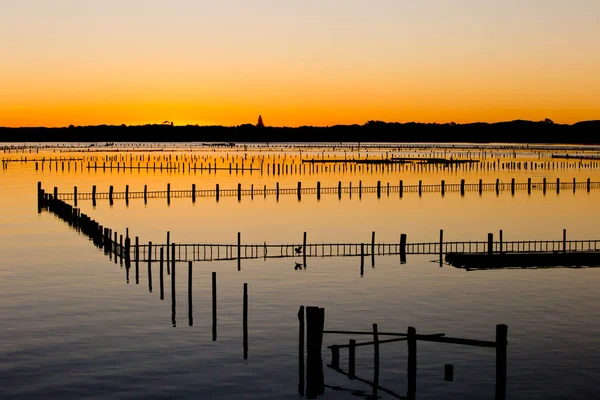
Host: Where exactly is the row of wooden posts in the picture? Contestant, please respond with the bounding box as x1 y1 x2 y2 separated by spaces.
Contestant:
299 306 508 400
38 186 251 352
19 156 600 175
54 177 599 208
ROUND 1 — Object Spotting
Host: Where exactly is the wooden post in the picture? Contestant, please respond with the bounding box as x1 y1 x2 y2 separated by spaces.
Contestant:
499 230 503 254
54 186 58 200
479 178 483 195
408 326 417 399
495 178 499 194
556 178 560 194
74 186 78 207
399 180 403 198
439 229 443 266
192 183 196 203
216 183 220 202
144 184 147 204
212 272 217 341
418 180 422 196
441 180 445 196
543 178 547 194
243 283 248 360
306 306 325 397
377 181 381 198
160 247 164 300
587 178 591 192
167 183 171 204
171 250 176 327
511 178 515 195
237 232 241 271
527 177 531 194
495 324 508 400
338 181 342 199
331 346 340 369
359 180 362 198
109 185 113 204
303 231 307 267
563 229 567 254
488 233 494 256
445 364 454 382
460 179 465 196
573 178 576 193
400 233 407 264
171 242 175 275
360 244 365 276
147 241 152 286
237 183 241 201
317 181 321 200
298 306 305 396
349 339 356 379
297 181 302 201
371 231 375 267
188 262 193 327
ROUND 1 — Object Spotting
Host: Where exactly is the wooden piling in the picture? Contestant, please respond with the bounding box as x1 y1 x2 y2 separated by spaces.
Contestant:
563 229 567 254
188 262 193 327
439 229 444 265
400 233 407 263
171 249 176 327
349 339 356 379
499 230 503 253
237 183 241 201
360 244 365 276
298 306 305 396
527 177 531 194
511 178 515 195
109 186 113 203
160 247 164 300
495 324 508 400
444 364 454 382
408 326 417 399
371 231 375 267
192 184 196 203
338 181 342 199
243 283 248 360
418 180 422 196
297 181 302 201
303 232 307 267
317 181 321 200
460 179 465 196
74 186 78 207
488 233 493 256
306 306 325 396
212 272 217 341
556 178 560 194
479 178 483 195
376 181 381 198
587 178 591 192
237 232 241 270
399 180 403 198
441 180 445 196
543 178 547 194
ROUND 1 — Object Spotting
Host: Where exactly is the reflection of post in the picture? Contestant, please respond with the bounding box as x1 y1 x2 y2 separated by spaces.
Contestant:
188 262 193 327
306 306 324 398
243 283 248 360
349 339 356 379
160 247 164 300
495 324 508 400
298 306 305 397
407 326 417 400
171 256 176 327
212 272 217 341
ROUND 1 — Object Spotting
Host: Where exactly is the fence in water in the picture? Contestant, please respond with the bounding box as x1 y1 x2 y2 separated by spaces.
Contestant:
51 177 600 204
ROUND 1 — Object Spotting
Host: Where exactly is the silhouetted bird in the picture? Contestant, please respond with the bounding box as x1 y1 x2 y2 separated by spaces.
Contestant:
295 246 303 254
294 262 303 270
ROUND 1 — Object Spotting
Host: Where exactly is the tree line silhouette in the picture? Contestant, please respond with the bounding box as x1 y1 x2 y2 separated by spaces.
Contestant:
1 119 599 144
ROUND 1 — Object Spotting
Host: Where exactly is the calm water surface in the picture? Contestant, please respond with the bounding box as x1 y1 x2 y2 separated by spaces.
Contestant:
1 144 599 399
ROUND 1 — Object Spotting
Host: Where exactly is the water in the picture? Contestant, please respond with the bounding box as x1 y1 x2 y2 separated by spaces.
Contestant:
1 143 600 399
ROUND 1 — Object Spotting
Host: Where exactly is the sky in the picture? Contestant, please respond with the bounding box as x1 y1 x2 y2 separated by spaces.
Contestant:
1 0 599 127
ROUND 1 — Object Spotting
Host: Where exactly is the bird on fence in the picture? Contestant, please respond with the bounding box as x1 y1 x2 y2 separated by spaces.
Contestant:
294 262 303 270
295 246 303 254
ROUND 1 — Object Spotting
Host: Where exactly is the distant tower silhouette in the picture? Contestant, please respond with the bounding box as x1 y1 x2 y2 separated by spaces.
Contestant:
257 115 265 128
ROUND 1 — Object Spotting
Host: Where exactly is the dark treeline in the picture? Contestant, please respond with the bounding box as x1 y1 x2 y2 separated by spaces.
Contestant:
1 119 599 144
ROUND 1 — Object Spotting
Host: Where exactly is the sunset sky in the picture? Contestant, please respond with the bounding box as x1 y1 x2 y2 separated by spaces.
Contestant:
1 0 599 127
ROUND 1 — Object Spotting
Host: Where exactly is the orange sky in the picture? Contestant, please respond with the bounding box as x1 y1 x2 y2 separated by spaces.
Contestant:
1 1 599 128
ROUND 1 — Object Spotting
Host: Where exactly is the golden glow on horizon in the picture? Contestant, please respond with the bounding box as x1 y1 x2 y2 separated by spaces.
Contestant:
1 1 599 128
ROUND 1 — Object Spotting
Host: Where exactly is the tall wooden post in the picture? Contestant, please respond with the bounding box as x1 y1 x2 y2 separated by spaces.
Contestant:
303 232 307 268
495 324 508 400
400 233 407 264
243 283 248 360
371 231 375 267
160 247 164 300
297 181 302 201
376 181 381 198
216 183 220 202
237 183 241 202
188 262 193 327
399 180 403 198
488 233 494 256
212 272 217 341
349 339 356 379
74 186 78 207
298 306 305 396
192 183 196 203
306 306 325 397
460 179 465 196
407 326 417 400
143 184 147 204
441 180 445 196
563 229 567 254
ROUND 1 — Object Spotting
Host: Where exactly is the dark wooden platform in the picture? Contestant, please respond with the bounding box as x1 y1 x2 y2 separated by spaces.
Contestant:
445 251 600 270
